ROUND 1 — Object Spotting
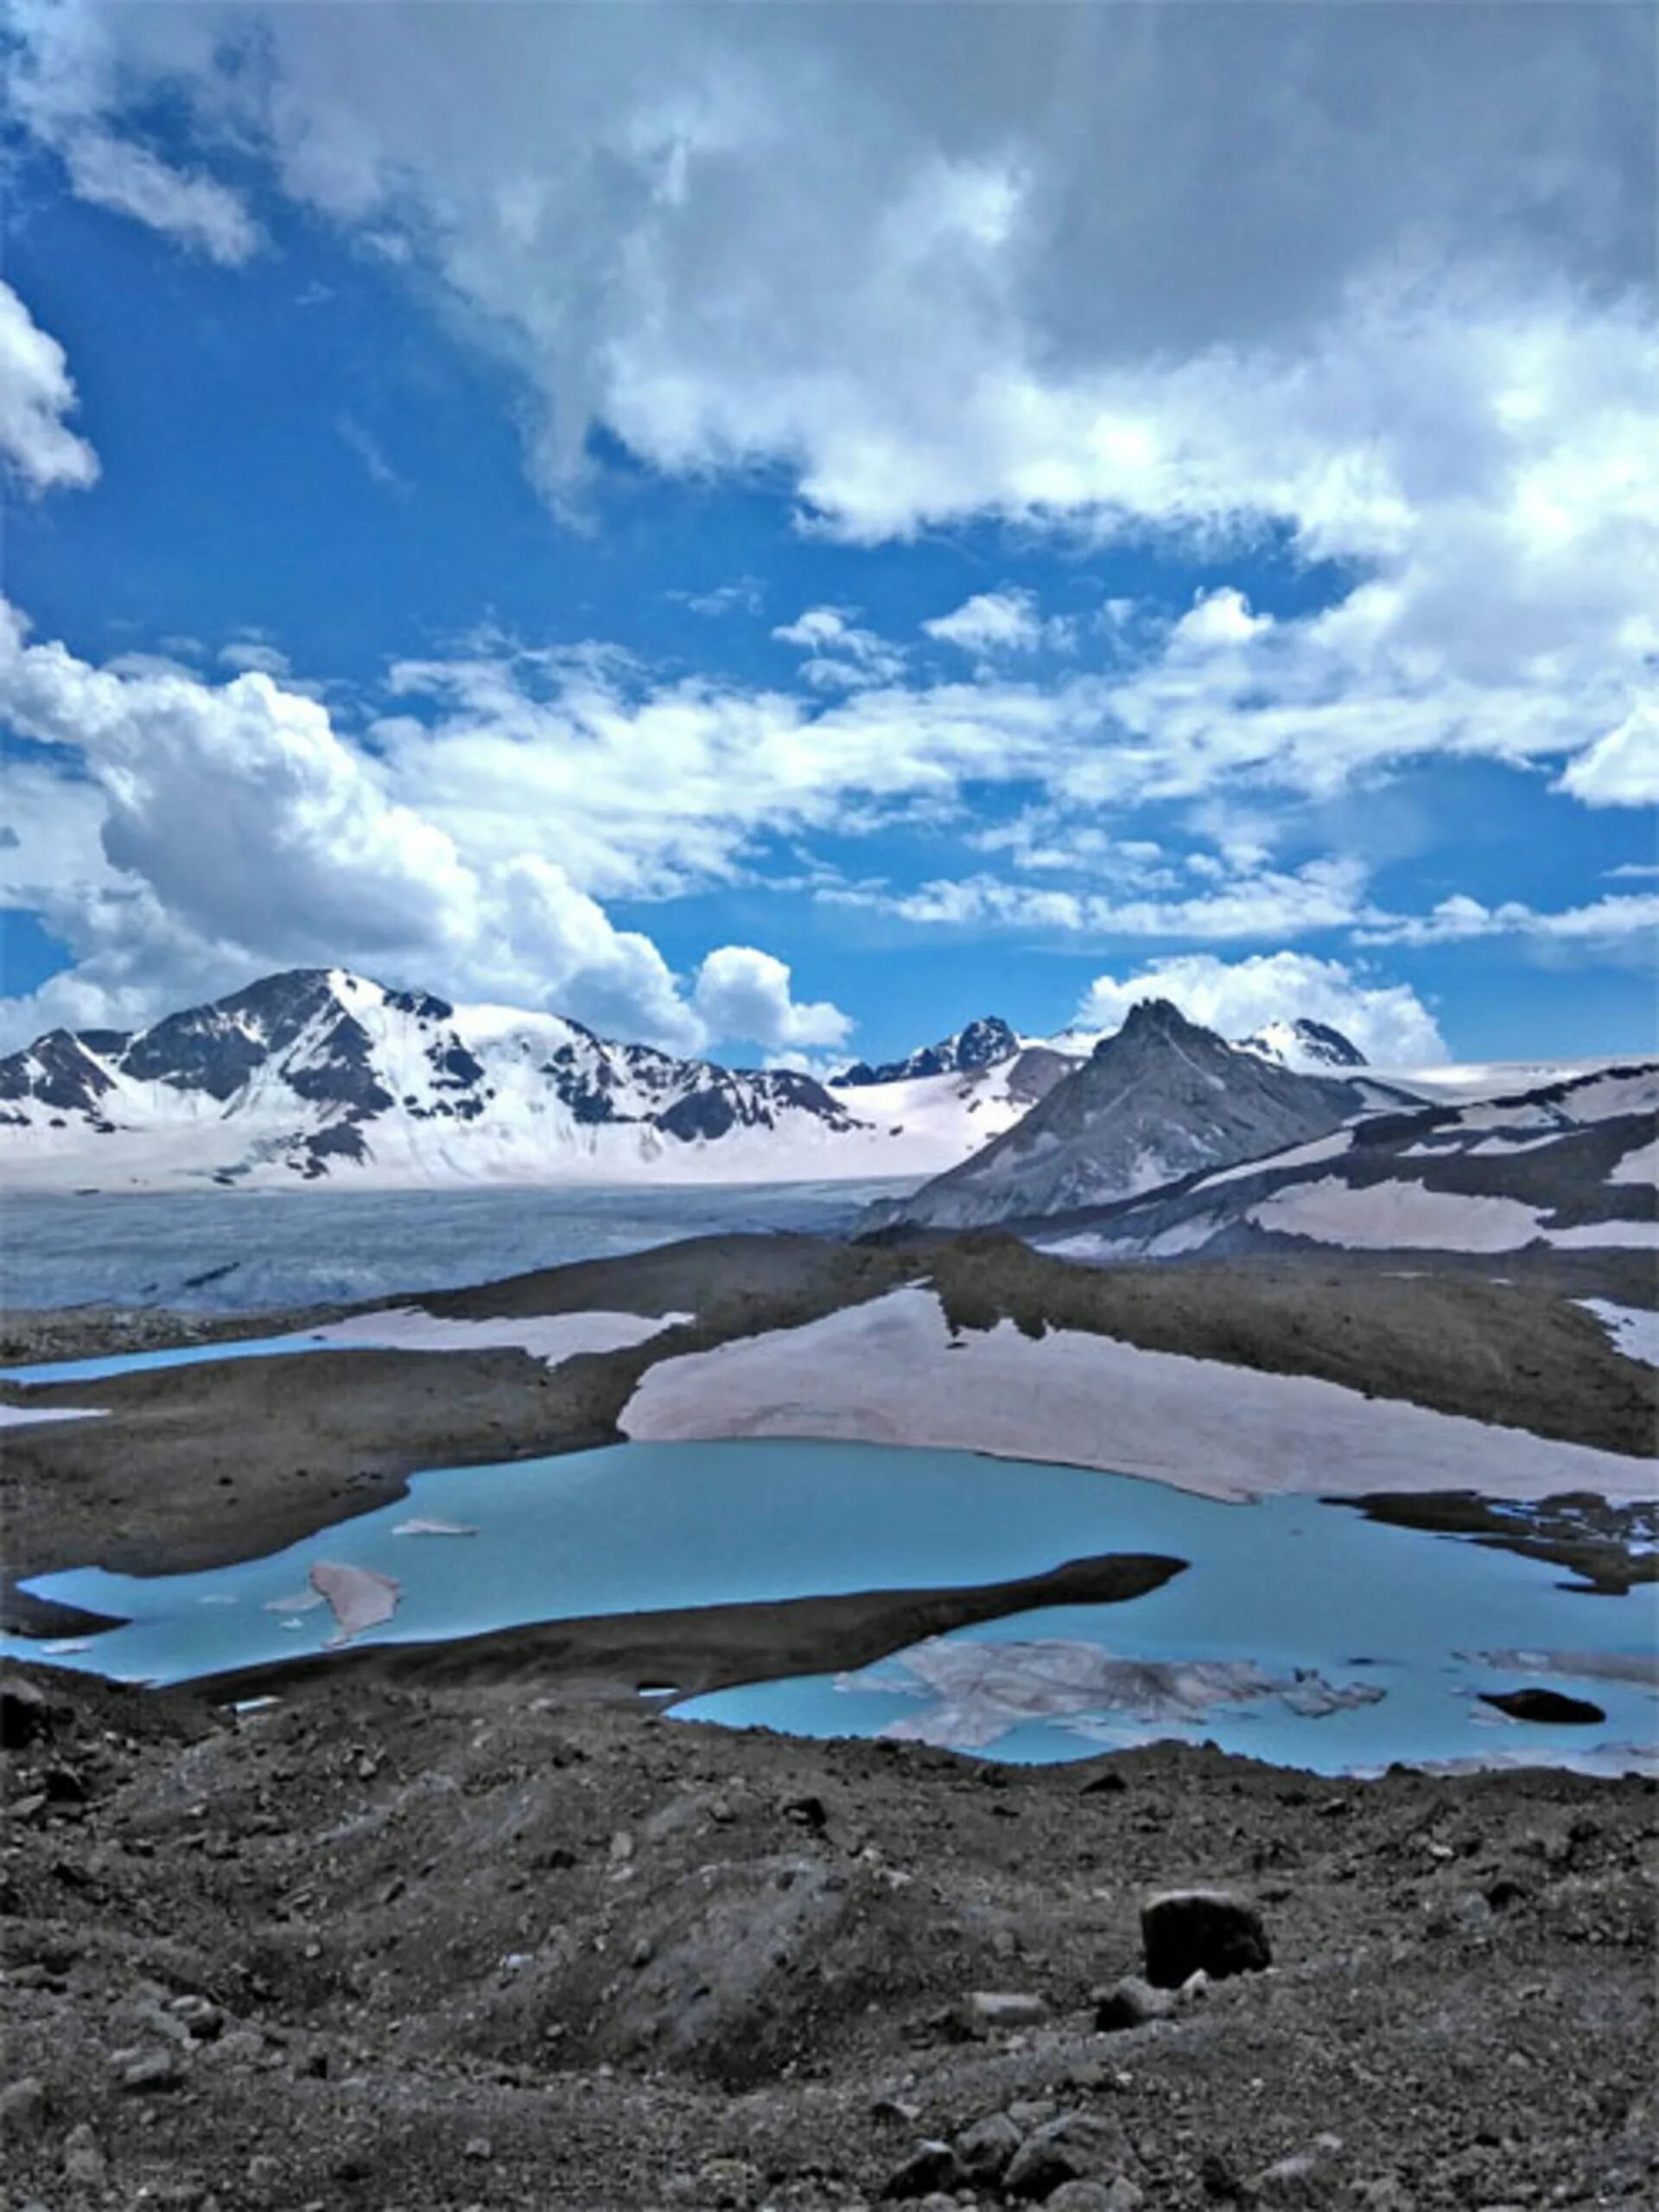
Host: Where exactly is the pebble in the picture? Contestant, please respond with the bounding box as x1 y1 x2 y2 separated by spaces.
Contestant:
62 2120 108 2184
1141 1888 1271 1987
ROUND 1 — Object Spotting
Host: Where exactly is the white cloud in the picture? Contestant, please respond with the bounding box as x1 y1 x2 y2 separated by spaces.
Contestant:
673 577 765 619
60 130 259 264
0 599 775 1057
4 6 1653 821
0 280 99 492
1169 588 1272 653
218 640 291 677
1358 891 1659 950
691 945 851 1052
1554 701 1659 808
1071 951 1446 1065
771 606 905 690
924 589 1069 657
840 855 1373 943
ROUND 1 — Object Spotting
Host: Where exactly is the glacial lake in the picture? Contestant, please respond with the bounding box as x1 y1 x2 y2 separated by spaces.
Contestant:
6 1439 1655 1778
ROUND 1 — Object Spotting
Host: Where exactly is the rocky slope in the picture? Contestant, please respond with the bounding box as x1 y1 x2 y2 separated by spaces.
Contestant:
1029 1062 1659 1263
0 1662 1653 2211
866 1002 1394 1230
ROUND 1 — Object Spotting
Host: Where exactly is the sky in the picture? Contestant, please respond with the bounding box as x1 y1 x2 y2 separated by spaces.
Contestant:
0 1 1655 1072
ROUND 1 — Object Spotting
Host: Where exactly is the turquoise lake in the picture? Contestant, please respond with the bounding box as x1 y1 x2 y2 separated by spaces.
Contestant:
6 1438 1655 1777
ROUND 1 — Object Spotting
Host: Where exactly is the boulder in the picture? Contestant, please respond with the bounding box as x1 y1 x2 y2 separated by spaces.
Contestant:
1140 1888 1271 1987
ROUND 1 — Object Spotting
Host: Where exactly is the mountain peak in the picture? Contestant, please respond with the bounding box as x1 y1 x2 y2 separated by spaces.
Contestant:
834 1014 1018 1088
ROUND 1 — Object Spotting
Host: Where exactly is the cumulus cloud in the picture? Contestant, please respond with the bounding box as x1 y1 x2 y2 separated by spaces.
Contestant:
1358 891 1659 950
924 589 1069 657
0 601 802 1057
1554 702 1659 808
771 607 905 690
4 4 1652 823
1071 952 1446 1065
691 945 851 1053
0 280 99 492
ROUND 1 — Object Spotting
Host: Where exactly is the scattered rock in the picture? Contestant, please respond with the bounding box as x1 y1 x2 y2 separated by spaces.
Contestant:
1094 1974 1173 2031
961 1988 1050 2033
0 1675 51 1751
61 2121 108 2184
1253 2134 1345 2205
1141 1888 1271 1988
883 2141 966 2199
1005 2114 1111 2201
957 2111 1023 2183
0 2077 48 2134
1049 2183 1143 2212
119 2048 188 2094
1479 1688 1606 1726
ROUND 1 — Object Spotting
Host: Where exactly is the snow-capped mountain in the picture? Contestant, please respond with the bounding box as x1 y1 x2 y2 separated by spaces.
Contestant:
865 999 1397 1231
0 968 1007 1193
1238 1016 1367 1072
833 1015 1019 1086
1033 1061 1658 1262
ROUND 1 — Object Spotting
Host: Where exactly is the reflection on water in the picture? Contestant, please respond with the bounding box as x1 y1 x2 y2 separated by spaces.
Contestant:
5 1440 1654 1777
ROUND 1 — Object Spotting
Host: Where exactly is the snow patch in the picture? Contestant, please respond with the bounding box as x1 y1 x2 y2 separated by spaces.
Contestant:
620 1287 1657 1504
0 1401 109 1428
306 1306 692 1365
1608 1135 1658 1187
1248 1178 1547 1253
1579 1301 1659 1368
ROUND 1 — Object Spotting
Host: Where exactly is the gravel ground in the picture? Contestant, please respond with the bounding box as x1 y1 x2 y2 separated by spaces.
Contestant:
2 1662 1655 2211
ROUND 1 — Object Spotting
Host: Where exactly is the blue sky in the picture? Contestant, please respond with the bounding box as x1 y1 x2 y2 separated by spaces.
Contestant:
1 3 1654 1069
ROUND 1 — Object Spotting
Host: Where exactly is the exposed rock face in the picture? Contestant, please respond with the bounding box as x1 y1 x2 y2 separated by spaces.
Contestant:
1140 1888 1272 1987
868 1001 1374 1230
1028 1058 1658 1263
1481 1688 1607 1726
836 1015 1019 1087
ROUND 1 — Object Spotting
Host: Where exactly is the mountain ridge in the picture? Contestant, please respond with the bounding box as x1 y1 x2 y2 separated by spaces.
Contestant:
864 998 1392 1230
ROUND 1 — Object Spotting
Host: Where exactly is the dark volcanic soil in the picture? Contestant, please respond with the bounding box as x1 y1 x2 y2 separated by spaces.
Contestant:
2 1663 1654 2210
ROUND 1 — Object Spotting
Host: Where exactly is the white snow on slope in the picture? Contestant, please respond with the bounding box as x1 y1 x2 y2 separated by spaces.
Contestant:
1609 1135 1658 1187
307 1306 692 1363
1249 1179 1548 1252
1579 1301 1659 1369
0 1402 108 1428
1248 1176 1656 1254
1192 1128 1353 1192
620 1287 1656 1504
